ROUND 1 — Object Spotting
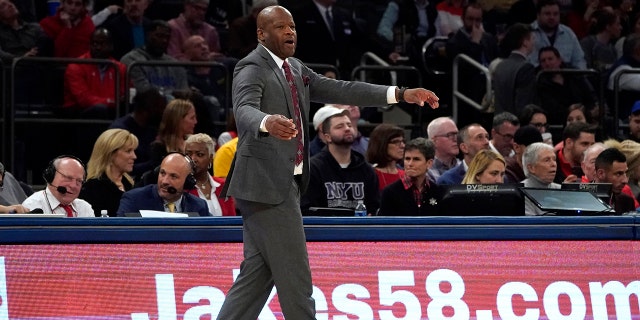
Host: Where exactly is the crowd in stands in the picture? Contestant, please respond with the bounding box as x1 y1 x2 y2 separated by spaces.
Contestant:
2 0 640 217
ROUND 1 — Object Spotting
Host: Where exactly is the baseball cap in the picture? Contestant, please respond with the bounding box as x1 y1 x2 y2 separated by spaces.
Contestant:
631 100 640 115
514 125 543 146
312 105 348 131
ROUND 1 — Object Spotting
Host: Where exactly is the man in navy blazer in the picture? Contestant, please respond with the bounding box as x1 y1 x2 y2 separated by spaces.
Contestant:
116 153 209 216
437 123 490 185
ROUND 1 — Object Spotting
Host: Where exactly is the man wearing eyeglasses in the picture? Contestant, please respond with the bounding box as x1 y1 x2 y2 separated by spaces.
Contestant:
22 156 94 217
489 112 519 158
427 117 460 182
437 123 490 185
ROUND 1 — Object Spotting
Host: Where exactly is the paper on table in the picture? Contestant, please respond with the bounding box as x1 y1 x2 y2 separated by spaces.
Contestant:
139 210 188 218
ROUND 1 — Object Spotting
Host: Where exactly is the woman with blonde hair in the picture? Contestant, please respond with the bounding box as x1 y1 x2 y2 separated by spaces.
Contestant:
462 149 506 184
149 99 198 167
80 128 138 216
184 133 236 216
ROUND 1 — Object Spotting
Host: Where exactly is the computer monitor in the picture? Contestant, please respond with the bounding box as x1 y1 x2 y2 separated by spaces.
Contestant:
520 188 615 216
561 182 612 202
439 184 525 216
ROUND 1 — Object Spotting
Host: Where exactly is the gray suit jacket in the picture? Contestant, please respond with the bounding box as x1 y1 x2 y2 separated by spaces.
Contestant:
225 44 389 205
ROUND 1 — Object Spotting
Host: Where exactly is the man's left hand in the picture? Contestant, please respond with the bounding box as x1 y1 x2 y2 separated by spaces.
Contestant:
405 88 439 109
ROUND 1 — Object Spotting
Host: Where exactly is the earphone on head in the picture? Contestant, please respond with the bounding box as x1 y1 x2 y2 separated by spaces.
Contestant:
42 155 87 184
164 152 197 190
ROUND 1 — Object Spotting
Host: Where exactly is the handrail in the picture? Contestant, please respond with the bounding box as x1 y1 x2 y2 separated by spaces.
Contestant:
9 56 122 172
350 65 423 124
359 51 397 85
612 68 640 135
303 63 340 80
451 54 491 123
421 36 449 75
124 60 230 114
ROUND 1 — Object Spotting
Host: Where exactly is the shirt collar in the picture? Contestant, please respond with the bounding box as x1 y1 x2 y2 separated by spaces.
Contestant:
402 174 430 190
261 44 286 69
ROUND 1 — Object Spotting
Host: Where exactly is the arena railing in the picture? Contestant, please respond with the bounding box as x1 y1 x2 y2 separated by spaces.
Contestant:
8 57 122 174
451 54 491 123
611 68 640 136
350 64 424 133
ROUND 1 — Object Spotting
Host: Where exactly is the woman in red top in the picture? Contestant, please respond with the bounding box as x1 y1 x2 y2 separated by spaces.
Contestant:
366 124 406 191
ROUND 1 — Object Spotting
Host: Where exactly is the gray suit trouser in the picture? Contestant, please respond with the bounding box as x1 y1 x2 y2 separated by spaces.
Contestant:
217 180 316 319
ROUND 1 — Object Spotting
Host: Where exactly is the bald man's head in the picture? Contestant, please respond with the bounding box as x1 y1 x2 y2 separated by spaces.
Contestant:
256 6 296 59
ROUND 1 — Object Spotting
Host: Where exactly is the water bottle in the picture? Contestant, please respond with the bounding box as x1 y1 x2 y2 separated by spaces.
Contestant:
100 210 108 218
354 200 367 217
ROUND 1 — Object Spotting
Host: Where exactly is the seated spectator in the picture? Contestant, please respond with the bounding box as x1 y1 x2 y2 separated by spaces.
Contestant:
213 136 237 179
435 0 465 36
554 122 596 183
529 0 587 70
182 35 227 114
0 0 51 63
0 162 30 213
366 123 406 191
336 104 369 156
310 105 342 156
63 28 126 118
504 125 543 183
593 147 635 213
121 20 189 96
301 111 379 215
40 0 94 58
580 9 622 71
536 46 598 125
110 88 166 178
378 137 444 216
117 153 209 216
184 133 235 216
227 0 278 59
445 3 499 126
607 34 640 93
553 103 591 152
522 142 561 215
583 141 639 206
100 0 151 60
489 112 520 158
462 149 506 184
79 129 138 216
615 12 640 58
149 99 197 169
519 104 553 144
427 117 460 182
437 123 490 185
167 0 222 61
493 23 536 115
23 156 94 216
564 0 602 40
626 101 640 143
376 0 438 67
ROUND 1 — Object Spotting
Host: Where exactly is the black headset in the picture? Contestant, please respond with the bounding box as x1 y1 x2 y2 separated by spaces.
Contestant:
165 152 197 190
42 155 87 184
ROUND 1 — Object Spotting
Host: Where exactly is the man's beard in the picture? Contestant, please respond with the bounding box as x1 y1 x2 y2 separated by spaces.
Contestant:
331 135 354 147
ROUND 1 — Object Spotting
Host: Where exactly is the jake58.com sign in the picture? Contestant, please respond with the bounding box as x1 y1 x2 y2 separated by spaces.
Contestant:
0 241 638 319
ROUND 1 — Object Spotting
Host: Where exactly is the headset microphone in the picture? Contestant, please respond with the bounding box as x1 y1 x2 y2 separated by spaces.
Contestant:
166 186 178 194
51 185 71 195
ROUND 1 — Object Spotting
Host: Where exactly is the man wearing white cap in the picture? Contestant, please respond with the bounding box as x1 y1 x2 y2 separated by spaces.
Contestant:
309 104 369 156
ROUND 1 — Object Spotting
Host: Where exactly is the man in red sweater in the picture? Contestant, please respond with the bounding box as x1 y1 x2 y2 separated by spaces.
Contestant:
63 28 126 117
40 0 94 58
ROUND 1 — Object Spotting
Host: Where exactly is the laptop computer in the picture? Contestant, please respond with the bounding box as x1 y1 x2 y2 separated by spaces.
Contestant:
520 188 615 216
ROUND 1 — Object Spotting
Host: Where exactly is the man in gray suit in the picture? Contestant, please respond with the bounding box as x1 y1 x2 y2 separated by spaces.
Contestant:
217 5 440 319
